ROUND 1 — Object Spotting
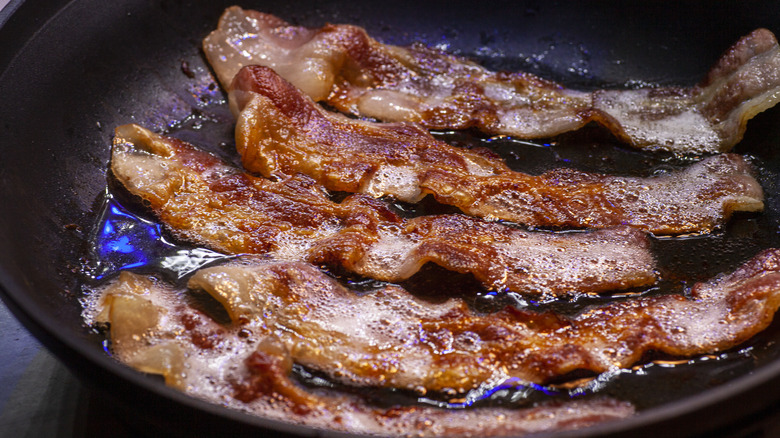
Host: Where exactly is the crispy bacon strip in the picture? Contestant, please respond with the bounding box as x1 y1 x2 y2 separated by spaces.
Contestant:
96 249 780 395
204 6 780 153
229 65 764 235
110 124 656 295
91 271 635 436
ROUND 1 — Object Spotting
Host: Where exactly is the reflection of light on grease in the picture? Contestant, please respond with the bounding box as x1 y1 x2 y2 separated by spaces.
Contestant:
418 345 754 408
105 235 134 254
87 190 228 280
418 376 564 409
91 199 162 277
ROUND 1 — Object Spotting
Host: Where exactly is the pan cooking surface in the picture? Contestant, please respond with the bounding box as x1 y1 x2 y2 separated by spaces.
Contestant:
3 0 780 435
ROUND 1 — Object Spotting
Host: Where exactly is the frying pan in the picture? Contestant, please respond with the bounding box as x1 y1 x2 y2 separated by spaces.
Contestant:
3 0 780 436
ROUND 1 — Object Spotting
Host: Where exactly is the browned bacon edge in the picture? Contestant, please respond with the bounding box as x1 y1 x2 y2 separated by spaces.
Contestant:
203 7 780 153
229 65 764 235
109 124 657 296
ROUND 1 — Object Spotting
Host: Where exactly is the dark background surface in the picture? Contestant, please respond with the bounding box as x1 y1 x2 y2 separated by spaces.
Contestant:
0 302 153 438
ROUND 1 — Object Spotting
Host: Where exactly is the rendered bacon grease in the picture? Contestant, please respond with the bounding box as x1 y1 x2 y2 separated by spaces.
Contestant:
203 6 780 153
229 65 764 235
110 124 657 296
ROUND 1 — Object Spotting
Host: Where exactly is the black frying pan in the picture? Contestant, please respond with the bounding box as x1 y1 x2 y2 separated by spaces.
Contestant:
3 0 780 436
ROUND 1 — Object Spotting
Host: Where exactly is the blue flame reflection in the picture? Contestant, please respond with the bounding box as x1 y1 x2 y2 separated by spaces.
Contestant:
87 192 228 280
419 377 564 409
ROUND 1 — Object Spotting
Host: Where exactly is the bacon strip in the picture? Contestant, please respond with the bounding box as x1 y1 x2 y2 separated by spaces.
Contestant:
204 6 780 153
229 65 764 235
95 248 780 395
91 271 635 436
110 124 656 295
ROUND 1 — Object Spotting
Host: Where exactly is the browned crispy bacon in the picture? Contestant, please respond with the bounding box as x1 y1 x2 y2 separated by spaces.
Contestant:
204 6 780 153
229 65 763 235
91 248 780 428
110 124 656 295
88 270 635 436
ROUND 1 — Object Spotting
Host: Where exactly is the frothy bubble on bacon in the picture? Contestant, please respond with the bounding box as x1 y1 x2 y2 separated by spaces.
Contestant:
204 7 780 153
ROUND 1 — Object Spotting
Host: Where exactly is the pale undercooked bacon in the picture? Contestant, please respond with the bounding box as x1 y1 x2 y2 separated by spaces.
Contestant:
94 248 780 396
229 65 764 235
204 6 780 153
109 124 656 295
89 269 635 436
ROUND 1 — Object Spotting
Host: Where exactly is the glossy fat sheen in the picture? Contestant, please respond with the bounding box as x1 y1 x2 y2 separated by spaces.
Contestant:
204 7 780 153
110 124 657 295
230 65 764 235
89 268 635 436
91 248 780 432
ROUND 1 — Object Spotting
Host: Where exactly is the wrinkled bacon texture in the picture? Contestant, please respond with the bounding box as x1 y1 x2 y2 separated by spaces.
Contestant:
91 268 636 435
230 65 764 235
94 267 636 436
110 124 656 295
204 7 780 153
93 248 780 433
185 251 780 391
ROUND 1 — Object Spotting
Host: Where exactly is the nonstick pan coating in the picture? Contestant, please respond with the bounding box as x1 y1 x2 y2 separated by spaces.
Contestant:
3 0 780 436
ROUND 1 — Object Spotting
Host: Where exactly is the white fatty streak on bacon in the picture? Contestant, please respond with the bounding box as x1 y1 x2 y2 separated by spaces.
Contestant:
229 66 763 235
203 7 780 153
109 124 657 296
92 249 780 396
202 6 342 102
87 270 635 437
